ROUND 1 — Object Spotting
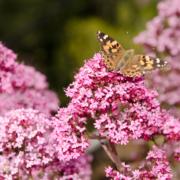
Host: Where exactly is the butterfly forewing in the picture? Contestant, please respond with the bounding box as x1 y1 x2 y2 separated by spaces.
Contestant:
96 31 125 70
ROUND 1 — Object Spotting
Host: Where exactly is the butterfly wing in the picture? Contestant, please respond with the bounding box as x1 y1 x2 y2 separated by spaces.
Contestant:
96 31 125 71
96 31 167 77
121 54 167 77
137 55 167 71
116 49 135 71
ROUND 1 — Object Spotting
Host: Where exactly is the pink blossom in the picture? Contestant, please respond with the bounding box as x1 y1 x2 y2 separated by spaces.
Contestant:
0 43 49 93
0 154 92 180
134 0 180 117
51 106 89 162
0 42 93 179
0 43 59 116
146 146 173 179
38 155 92 180
0 108 92 179
12 64 48 90
0 109 55 177
0 42 17 92
0 42 17 71
161 112 180 141
158 0 180 18
65 53 177 144
105 146 173 179
0 89 59 116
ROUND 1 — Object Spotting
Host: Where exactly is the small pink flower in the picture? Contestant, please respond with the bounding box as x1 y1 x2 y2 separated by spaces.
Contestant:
0 109 54 177
0 42 17 92
0 43 59 115
51 106 89 162
105 146 173 180
12 64 48 90
0 89 59 116
65 53 177 145
41 155 92 180
134 0 180 117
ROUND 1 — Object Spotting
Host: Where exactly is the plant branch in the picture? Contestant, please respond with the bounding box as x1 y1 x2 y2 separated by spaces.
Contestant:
101 140 123 171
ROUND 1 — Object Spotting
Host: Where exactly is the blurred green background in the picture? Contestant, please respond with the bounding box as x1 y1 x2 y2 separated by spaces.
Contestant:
0 0 158 106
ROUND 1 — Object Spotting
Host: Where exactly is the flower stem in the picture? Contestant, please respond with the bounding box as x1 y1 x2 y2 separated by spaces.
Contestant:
101 141 122 171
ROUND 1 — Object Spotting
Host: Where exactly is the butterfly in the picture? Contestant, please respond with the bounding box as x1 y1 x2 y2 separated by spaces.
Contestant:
97 30 167 77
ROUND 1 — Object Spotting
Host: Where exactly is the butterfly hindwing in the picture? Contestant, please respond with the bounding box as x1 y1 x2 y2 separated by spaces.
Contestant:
138 55 167 70
121 55 167 77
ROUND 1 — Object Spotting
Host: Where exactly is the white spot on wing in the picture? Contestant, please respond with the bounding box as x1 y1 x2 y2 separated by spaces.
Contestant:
145 56 150 61
156 58 160 63
103 35 108 39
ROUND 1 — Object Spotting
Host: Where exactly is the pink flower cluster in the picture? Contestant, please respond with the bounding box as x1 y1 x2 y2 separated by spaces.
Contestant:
0 43 92 179
0 42 17 93
0 109 92 179
12 63 48 90
56 53 179 179
35 155 92 180
0 86 59 116
0 109 54 178
0 42 48 92
65 53 179 145
134 0 180 117
105 146 173 180
0 31 179 178
134 3 180 177
51 106 89 162
161 112 180 141
0 43 59 116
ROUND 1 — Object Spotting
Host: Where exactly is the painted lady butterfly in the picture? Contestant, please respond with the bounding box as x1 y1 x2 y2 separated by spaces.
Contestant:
97 31 167 77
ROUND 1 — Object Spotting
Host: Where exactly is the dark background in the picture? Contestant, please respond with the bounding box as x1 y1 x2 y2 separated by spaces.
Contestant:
0 0 157 105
